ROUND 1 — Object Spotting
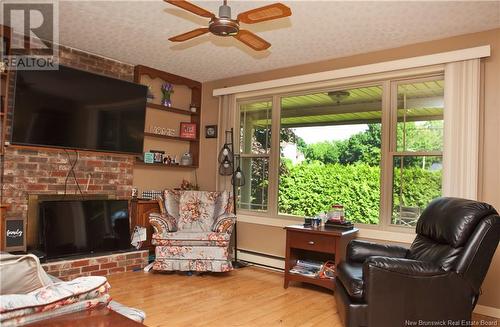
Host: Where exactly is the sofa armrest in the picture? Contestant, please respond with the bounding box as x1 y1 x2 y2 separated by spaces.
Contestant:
149 212 177 234
347 240 408 264
212 214 236 233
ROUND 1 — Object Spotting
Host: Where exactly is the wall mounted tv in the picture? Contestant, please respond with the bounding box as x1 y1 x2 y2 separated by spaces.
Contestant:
11 65 147 154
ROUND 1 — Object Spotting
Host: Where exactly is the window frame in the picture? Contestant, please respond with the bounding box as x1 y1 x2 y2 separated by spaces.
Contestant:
386 76 444 227
234 71 445 231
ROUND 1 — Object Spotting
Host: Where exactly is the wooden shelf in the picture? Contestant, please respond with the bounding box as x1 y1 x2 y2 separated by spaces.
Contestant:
146 102 198 116
134 160 198 169
287 273 335 290
143 132 198 142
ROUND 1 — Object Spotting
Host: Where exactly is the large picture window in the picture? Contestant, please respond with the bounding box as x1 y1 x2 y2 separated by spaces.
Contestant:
237 74 444 229
278 86 382 224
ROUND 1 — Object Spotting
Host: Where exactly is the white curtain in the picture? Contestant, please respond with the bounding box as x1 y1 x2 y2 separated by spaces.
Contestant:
216 94 236 192
442 59 481 200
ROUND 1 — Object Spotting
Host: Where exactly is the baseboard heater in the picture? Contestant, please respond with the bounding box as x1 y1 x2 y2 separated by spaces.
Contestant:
237 249 285 270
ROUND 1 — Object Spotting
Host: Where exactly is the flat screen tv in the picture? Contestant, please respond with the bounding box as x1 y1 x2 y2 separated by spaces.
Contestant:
39 200 131 260
11 65 147 154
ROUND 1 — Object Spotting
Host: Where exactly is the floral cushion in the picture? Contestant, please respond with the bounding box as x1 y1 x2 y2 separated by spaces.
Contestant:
156 245 229 261
178 192 220 231
1 295 110 327
152 231 230 247
163 189 181 220
0 276 110 324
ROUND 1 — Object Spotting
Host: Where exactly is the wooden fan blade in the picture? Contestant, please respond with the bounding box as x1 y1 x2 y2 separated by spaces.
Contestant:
165 0 214 18
237 3 291 24
169 28 209 42
233 30 270 51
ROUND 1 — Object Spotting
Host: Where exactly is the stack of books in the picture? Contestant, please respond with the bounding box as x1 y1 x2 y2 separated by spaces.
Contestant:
289 259 324 278
325 220 354 230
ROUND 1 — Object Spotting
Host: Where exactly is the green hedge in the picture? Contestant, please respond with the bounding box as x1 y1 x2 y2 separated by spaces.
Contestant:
278 162 441 224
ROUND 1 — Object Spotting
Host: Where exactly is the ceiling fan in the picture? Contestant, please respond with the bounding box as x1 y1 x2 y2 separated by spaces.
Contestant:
165 0 292 51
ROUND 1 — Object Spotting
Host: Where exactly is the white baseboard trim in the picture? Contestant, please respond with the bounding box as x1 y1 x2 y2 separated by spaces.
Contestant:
237 250 284 270
237 250 500 319
474 304 500 318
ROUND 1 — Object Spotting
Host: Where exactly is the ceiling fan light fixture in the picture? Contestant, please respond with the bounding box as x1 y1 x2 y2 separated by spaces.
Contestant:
165 0 292 51
209 17 240 36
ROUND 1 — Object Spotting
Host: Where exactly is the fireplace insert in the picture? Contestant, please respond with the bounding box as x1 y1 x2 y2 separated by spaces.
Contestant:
38 200 131 260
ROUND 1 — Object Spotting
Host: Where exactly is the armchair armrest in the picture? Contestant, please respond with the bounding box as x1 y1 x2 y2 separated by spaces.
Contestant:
149 212 177 235
212 214 236 233
347 240 408 264
363 256 472 326
363 256 445 277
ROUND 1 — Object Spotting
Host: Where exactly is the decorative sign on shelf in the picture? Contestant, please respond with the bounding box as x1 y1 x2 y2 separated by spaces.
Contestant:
141 190 162 200
180 122 197 139
4 217 26 252
149 125 176 137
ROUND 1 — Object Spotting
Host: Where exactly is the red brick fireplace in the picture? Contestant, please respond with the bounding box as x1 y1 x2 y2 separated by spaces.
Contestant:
0 40 143 277
1 44 135 220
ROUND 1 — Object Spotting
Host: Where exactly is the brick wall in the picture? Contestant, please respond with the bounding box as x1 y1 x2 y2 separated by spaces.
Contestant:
42 250 149 281
1 44 135 219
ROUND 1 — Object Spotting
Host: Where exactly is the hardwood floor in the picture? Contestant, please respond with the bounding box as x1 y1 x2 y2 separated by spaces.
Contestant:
106 266 499 327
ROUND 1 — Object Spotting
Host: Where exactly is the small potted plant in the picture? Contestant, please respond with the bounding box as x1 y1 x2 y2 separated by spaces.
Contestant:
161 82 174 107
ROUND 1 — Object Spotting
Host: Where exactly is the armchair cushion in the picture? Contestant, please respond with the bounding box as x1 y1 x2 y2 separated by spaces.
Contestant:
347 240 408 264
417 197 497 248
212 214 236 233
163 190 181 220
156 245 229 261
407 234 462 271
336 262 364 301
152 231 230 246
178 191 231 232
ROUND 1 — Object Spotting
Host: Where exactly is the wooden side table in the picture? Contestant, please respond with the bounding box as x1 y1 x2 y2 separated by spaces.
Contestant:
284 224 358 291
129 199 160 253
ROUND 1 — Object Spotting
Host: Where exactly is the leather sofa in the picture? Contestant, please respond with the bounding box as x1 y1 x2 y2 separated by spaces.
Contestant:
334 197 500 327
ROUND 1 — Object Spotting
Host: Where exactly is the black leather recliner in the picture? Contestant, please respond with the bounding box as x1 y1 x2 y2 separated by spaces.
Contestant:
334 197 500 327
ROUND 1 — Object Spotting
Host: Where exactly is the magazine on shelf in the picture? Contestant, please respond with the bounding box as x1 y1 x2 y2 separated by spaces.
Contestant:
296 259 323 270
289 259 324 277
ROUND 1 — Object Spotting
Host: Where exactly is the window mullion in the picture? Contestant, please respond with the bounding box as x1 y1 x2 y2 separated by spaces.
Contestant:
268 95 281 217
380 80 393 227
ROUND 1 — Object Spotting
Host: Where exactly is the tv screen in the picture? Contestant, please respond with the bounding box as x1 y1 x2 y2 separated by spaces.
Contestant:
11 65 147 154
39 200 131 259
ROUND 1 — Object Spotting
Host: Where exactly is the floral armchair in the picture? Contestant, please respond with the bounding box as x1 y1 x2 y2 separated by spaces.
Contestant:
149 190 236 272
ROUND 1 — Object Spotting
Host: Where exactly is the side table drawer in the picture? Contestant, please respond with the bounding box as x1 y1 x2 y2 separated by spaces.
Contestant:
288 230 335 253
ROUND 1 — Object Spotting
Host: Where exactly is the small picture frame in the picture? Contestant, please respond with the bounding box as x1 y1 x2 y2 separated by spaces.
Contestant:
205 125 218 139
180 122 197 139
3 217 26 252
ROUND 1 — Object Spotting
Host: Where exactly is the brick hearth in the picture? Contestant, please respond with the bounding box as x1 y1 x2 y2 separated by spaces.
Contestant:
42 250 148 281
